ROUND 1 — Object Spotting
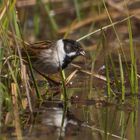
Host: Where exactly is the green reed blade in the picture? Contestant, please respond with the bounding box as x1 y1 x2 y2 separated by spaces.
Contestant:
118 53 125 101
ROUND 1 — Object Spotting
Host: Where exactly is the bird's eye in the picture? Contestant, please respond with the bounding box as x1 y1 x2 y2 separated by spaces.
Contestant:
63 39 82 54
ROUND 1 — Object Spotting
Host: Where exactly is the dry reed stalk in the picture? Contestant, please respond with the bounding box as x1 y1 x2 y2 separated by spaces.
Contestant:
58 11 124 34
16 0 63 7
71 63 107 82
65 69 79 85
11 83 23 140
107 0 140 19
0 0 10 21
59 7 138 35
21 64 33 112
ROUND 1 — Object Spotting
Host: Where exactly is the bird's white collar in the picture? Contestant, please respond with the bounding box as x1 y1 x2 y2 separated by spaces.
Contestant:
56 39 66 66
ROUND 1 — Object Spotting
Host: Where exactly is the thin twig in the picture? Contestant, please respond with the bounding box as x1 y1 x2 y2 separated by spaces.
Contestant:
77 15 134 41
71 63 107 82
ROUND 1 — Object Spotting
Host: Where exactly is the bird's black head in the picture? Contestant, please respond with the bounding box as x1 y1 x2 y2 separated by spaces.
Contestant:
61 39 85 69
63 39 85 58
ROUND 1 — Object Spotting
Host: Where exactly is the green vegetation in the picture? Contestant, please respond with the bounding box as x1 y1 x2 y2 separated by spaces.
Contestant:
0 0 140 139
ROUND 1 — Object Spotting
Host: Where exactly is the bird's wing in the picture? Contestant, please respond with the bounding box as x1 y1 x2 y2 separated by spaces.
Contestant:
22 40 55 60
29 40 54 49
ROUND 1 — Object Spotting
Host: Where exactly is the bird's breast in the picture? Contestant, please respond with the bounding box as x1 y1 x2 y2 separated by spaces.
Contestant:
33 49 65 74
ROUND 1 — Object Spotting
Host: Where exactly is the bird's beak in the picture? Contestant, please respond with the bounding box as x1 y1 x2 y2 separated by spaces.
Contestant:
79 50 86 56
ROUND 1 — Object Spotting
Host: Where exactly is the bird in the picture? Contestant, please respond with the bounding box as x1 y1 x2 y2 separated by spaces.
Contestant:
22 39 85 75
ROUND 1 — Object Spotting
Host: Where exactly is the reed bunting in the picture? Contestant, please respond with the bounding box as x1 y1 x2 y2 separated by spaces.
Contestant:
22 39 85 74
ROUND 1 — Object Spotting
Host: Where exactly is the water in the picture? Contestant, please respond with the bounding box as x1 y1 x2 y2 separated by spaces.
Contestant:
1 73 140 140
